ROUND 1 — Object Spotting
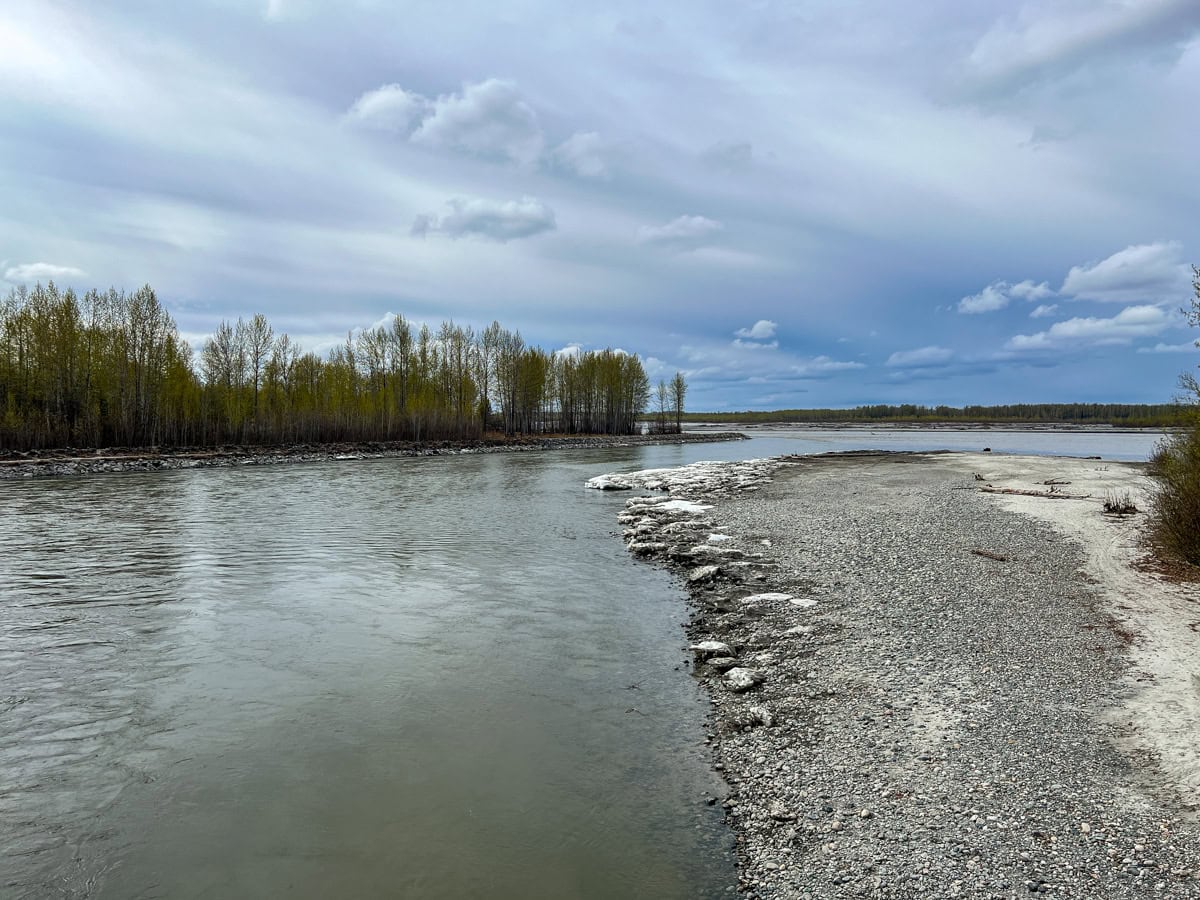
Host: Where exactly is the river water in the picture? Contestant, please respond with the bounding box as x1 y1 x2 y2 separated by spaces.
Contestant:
0 429 1157 898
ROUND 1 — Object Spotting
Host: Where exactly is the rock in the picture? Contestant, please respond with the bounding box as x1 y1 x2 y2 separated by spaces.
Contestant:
747 705 775 727
724 667 764 693
627 541 668 557
688 564 721 583
741 592 794 604
690 640 734 660
770 801 797 821
707 656 741 671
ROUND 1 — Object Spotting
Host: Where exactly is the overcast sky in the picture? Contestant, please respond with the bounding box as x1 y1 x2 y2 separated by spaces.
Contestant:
3 1 1199 409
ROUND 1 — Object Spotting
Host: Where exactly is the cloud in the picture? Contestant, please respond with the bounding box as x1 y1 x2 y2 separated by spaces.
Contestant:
1030 303 1059 318
735 319 777 340
886 345 954 368
965 1 1200 93
413 196 556 242
554 342 584 358
3 262 87 283
411 79 543 166
958 279 1054 314
345 84 430 134
1137 341 1197 354
1060 241 1191 303
347 79 543 165
958 283 1011 314
550 131 608 177
732 338 778 350
637 215 722 249
1007 304 1175 350
701 141 753 168
792 356 866 376
1008 280 1055 301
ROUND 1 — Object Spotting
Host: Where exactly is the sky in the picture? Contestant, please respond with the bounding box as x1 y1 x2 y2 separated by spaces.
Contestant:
2 1 1199 411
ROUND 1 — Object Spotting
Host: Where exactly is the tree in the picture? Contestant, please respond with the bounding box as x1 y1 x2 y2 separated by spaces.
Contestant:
670 371 687 434
654 379 669 433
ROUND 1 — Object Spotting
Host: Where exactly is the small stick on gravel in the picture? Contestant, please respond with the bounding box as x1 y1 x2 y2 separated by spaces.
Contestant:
971 548 1008 562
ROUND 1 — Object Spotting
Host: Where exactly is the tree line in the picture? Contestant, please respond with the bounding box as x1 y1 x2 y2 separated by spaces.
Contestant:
685 403 1191 428
0 282 682 451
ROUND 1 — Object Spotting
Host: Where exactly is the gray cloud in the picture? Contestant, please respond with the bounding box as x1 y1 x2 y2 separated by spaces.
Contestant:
411 79 543 166
702 141 753 169
414 196 556 242
550 132 608 178
345 84 429 134
347 78 544 166
964 0 1200 95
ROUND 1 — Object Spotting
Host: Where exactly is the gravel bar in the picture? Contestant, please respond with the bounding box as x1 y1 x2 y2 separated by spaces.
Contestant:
594 451 1200 899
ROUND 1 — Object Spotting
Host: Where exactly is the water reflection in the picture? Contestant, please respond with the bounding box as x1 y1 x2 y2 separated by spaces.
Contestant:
1 452 732 899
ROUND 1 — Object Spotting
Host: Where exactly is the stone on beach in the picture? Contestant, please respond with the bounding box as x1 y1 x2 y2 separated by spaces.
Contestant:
723 667 764 693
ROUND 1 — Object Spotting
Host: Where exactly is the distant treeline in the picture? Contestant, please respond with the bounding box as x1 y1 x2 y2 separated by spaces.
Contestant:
685 403 1192 428
0 282 666 451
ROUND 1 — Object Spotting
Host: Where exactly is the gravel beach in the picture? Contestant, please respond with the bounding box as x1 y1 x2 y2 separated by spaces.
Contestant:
593 451 1200 899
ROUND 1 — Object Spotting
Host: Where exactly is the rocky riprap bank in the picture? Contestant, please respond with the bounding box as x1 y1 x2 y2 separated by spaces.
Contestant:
0 432 745 480
589 453 1200 900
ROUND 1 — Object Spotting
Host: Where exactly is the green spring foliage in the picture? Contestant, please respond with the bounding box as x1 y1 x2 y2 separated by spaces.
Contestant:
0 282 660 451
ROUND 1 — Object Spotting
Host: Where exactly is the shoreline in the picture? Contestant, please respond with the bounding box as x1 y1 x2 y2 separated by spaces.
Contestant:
591 451 1200 898
0 431 747 480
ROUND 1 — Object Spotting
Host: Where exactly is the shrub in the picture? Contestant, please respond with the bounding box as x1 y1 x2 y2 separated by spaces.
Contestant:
1103 492 1138 516
1149 422 1200 564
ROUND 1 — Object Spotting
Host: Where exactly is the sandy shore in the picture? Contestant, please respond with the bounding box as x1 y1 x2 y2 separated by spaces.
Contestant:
0 431 745 479
592 452 1200 898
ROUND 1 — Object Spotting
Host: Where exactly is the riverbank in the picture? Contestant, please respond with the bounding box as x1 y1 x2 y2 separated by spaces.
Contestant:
591 452 1200 898
0 431 746 480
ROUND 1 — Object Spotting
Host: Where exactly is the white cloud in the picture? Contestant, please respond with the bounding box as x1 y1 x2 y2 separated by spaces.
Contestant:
958 279 1055 314
1030 303 1059 318
1008 280 1055 301
3 262 87 283
637 215 722 249
735 319 777 340
886 345 954 367
554 342 584 358
347 78 543 166
1137 341 1197 354
345 84 429 134
551 131 608 178
792 356 866 376
411 79 543 166
1060 241 1191 303
732 338 778 350
958 283 1011 314
1008 304 1174 350
413 196 556 243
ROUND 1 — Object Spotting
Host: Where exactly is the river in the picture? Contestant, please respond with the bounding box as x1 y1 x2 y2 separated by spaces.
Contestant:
0 429 1157 898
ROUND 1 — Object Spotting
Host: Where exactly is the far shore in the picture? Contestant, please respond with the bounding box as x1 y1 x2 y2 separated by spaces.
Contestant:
686 420 1171 434
0 431 747 480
